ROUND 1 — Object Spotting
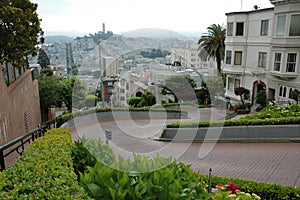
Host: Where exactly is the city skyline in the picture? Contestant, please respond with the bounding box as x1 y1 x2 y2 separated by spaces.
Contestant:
32 0 273 37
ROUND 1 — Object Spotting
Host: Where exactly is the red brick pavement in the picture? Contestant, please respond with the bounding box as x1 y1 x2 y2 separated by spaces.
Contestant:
71 108 300 187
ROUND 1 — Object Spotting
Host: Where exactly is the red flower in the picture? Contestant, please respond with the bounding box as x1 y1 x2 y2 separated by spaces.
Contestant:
228 182 238 191
216 183 224 188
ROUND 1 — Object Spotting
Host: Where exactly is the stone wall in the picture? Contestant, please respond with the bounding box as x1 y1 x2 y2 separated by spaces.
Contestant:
0 64 41 145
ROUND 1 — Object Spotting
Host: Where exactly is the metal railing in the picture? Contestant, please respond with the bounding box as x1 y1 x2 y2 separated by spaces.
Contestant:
0 120 55 171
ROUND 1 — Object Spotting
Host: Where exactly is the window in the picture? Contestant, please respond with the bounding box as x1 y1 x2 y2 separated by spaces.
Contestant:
274 53 282 71
226 51 232 64
289 88 293 98
289 14 300 36
236 22 244 36
234 51 242 65
261 20 269 35
258 52 267 68
286 53 297 72
227 22 233 36
276 15 286 36
227 77 240 91
234 79 240 89
227 77 234 91
279 86 283 96
283 87 287 97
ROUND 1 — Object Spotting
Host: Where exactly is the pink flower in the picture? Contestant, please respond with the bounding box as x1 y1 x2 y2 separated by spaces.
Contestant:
216 183 224 188
234 189 241 193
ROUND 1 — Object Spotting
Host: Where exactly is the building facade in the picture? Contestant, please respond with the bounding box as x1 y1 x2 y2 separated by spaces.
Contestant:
224 0 300 105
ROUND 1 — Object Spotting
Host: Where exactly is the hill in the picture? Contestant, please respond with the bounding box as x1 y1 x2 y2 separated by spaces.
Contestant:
121 28 192 40
44 35 74 44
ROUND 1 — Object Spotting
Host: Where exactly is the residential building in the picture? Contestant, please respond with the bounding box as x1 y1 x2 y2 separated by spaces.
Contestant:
103 56 119 77
223 0 300 105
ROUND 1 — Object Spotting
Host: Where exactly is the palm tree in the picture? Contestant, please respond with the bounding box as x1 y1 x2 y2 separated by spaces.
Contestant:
198 24 226 74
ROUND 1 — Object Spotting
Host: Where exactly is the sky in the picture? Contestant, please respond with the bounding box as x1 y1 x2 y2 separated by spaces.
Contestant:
31 0 274 37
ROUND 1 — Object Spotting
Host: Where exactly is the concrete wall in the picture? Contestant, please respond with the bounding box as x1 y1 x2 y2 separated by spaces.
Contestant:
0 64 41 145
161 125 300 142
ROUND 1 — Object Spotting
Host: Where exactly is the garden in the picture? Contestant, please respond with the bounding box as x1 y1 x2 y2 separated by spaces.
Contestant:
0 127 299 199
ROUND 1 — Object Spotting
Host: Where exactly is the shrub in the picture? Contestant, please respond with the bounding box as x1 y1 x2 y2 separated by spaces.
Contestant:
0 128 90 199
56 107 186 127
80 155 210 200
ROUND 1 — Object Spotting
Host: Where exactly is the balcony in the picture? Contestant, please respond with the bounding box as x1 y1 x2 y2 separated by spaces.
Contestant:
270 71 298 79
222 65 244 75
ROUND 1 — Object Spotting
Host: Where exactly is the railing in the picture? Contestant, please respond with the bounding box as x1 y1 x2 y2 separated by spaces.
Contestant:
0 120 55 171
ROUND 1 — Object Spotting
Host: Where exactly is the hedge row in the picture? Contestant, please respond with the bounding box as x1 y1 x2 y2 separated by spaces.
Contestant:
56 107 186 127
0 128 90 199
201 175 300 199
167 117 300 128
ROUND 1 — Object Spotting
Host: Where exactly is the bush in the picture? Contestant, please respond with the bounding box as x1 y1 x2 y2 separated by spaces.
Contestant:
167 117 300 128
80 154 210 200
167 105 300 128
0 128 90 199
56 107 186 127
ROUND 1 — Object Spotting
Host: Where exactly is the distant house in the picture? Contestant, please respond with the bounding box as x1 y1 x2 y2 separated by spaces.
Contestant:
223 0 300 105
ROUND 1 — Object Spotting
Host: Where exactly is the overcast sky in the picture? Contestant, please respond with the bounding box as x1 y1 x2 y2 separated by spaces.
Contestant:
31 0 274 37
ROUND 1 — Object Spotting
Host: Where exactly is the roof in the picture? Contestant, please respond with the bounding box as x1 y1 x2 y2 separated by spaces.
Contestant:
226 7 274 16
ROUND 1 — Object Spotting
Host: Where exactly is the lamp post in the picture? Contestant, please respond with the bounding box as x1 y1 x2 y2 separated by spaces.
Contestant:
98 32 105 108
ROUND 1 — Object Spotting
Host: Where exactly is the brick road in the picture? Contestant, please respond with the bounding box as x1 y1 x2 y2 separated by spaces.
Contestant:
71 107 300 187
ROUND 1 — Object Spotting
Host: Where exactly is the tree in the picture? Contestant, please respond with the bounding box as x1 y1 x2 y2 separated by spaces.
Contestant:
58 76 87 112
290 89 300 104
164 75 197 103
256 90 267 107
85 95 97 107
38 76 62 121
128 96 142 107
37 48 50 68
0 0 42 67
234 87 250 109
139 92 156 107
198 24 226 74
40 67 53 77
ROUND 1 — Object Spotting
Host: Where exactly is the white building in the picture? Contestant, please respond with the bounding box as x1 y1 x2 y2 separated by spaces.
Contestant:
224 0 300 105
171 42 218 76
103 56 119 77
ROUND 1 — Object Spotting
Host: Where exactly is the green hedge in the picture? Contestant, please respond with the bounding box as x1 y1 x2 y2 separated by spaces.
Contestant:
167 117 300 128
0 128 90 199
56 107 186 127
201 175 300 199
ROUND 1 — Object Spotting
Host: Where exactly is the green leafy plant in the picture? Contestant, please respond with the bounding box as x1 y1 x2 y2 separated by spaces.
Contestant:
79 153 210 199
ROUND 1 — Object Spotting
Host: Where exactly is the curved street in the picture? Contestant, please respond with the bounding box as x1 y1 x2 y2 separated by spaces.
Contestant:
71 107 300 187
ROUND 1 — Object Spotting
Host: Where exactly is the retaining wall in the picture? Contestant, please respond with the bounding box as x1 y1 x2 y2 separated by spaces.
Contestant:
0 65 41 145
161 125 300 142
